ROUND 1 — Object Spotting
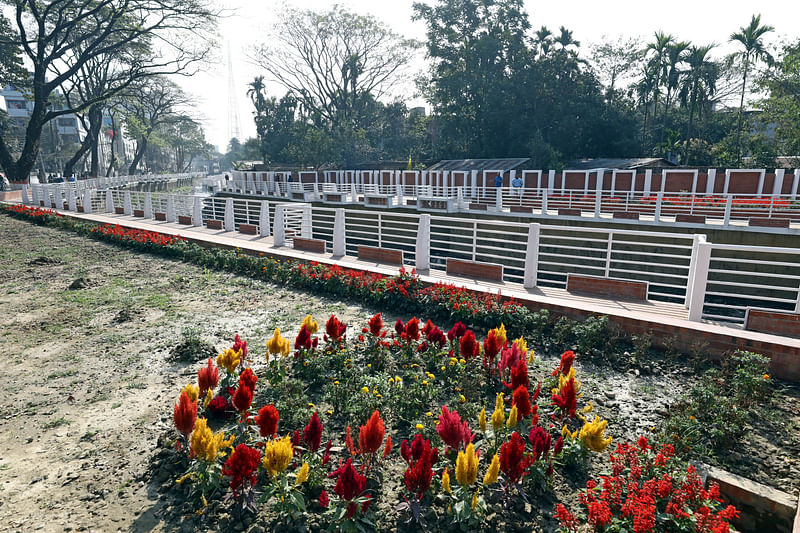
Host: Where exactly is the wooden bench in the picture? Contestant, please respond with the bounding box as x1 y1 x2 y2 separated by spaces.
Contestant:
178 215 193 225
205 219 223 230
612 211 640 220
366 196 390 207
291 192 306 201
558 208 582 216
154 212 167 221
293 237 326 254
745 309 800 338
749 217 790 228
114 207 125 215
238 223 257 235
358 245 403 265
406 199 417 206
676 214 706 224
510 206 533 214
133 209 145 217
77 205 85 213
566 273 649 301
468 202 488 211
446 258 503 281
324 193 343 202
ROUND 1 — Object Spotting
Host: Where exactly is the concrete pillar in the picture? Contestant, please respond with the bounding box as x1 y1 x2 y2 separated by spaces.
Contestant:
32 185 40 206
259 200 271 237
333 208 346 257
166 195 176 222
22 186 30 205
792 170 800 200
457 187 464 210
415 214 431 271
772 169 785 196
83 190 93 214
495 187 503 210
523 223 541 289
300 204 311 238
706 169 716 194
124 191 132 215
144 192 153 219
193 197 203 227
67 188 76 211
685 233 707 310
224 197 234 231
471 170 478 197
654 192 663 221
541 191 548 215
723 196 732 226
273 204 285 247
644 169 653 195
547 170 555 193
105 189 114 213
687 238 712 322
723 169 731 194
55 186 64 210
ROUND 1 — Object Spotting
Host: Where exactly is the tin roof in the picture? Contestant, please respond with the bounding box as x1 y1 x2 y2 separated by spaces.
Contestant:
426 158 530 172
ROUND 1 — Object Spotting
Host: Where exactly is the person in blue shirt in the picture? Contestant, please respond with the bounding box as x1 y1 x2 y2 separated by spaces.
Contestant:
512 175 523 196
494 174 503 187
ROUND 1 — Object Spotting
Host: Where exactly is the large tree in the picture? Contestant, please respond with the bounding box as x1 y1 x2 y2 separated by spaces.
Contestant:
758 39 800 165
0 0 217 183
679 44 717 164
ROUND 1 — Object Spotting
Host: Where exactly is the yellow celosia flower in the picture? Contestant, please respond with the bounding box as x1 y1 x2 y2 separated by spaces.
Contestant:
483 454 500 485
478 408 487 432
581 401 594 414
553 367 582 397
262 435 294 478
266 328 290 358
442 469 452 494
190 418 234 463
217 348 242 373
471 492 479 511
561 425 578 441
182 384 199 403
579 416 612 452
512 335 526 354
295 462 310 486
493 323 507 345
301 314 318 334
455 443 479 486
203 389 213 408
491 393 505 430
506 405 518 429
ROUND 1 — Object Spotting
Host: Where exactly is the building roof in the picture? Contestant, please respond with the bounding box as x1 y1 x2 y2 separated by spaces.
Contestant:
565 158 676 170
426 158 530 172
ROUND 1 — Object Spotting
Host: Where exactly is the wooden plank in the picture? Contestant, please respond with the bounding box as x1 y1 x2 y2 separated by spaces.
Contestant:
749 217 790 228
293 237 326 253
676 214 706 223
613 211 640 220
358 245 403 265
468 202 488 210
114 207 125 214
238 223 257 235
178 215 193 225
510 206 533 214
558 208 582 216
205 219 223 230
566 273 648 301
745 309 800 338
446 258 503 281
133 209 144 217
154 212 167 221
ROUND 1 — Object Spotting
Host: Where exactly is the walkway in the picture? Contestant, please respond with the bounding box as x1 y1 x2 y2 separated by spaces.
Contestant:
49 207 800 381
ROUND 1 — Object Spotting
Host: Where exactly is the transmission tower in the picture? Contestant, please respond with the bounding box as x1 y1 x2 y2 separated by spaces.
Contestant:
226 42 242 143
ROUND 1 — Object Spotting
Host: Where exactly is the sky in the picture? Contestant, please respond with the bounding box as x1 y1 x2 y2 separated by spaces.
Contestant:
179 0 800 152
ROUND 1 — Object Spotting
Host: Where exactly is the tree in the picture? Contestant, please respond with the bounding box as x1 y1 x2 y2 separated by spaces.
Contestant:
730 14 774 164
590 36 643 100
0 0 217 183
0 12 26 89
659 40 690 146
679 44 717 164
758 39 800 165
251 5 417 130
642 31 675 146
162 116 211 172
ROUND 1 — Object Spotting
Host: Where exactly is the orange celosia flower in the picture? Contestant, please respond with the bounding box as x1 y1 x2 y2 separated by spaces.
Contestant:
383 435 393 458
359 410 385 454
173 390 197 437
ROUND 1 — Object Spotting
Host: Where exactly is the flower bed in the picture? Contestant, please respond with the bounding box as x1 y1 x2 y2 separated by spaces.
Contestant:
165 314 739 531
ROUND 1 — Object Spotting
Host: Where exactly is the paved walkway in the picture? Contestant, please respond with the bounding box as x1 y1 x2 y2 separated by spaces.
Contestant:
30 207 800 380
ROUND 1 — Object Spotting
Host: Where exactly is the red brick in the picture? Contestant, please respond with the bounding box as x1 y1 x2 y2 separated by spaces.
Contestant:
446 258 503 281
154 212 167 221
293 237 326 253
238 223 257 235
558 208 582 216
746 309 800 338
205 219 223 230
133 209 144 217
358 245 403 265
178 215 193 225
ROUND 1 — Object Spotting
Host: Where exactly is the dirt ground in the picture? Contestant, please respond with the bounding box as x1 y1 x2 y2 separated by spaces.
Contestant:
0 215 797 532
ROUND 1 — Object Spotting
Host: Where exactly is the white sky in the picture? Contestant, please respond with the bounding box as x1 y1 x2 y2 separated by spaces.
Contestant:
179 0 800 151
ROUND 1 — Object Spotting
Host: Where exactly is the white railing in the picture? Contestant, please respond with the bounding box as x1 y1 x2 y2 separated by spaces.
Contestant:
24 183 800 329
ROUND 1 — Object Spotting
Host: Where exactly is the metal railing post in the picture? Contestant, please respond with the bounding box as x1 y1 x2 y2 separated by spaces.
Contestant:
523 223 541 289
687 239 712 322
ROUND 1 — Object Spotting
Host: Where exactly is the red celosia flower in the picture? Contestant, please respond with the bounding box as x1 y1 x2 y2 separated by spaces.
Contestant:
304 412 323 452
405 317 420 341
368 313 383 336
346 502 358 519
222 443 261 496
359 410 385 454
512 386 533 418
232 384 253 413
553 350 575 376
345 425 356 455
553 436 564 454
401 435 439 499
528 426 552 462
447 322 467 340
400 434 439 466
325 315 347 341
551 377 578 418
207 395 232 418
197 357 219 397
322 439 333 465
231 334 247 361
173 390 197 437
483 330 505 368
436 406 472 450
255 404 279 438
383 435 393 458
318 489 329 508
330 458 367 501
498 343 525 375
394 319 405 335
500 431 534 484
293 429 301 447
422 319 435 335
504 359 530 390
238 367 257 393
459 330 480 358
426 325 446 347
295 324 312 350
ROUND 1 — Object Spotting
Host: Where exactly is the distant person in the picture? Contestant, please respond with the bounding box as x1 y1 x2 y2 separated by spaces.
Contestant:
494 174 503 188
512 175 523 196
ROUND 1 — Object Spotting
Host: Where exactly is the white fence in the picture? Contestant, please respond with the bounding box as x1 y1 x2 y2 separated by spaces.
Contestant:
24 183 800 328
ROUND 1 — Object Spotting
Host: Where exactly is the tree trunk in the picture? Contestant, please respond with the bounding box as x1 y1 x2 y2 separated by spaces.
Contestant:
683 84 697 165
105 114 117 176
735 58 749 166
129 137 147 175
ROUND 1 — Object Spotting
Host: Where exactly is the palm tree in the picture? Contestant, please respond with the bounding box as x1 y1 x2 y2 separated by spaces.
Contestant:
535 26 553 57
644 31 675 146
554 26 580 51
730 14 774 164
679 44 717 164
659 41 690 143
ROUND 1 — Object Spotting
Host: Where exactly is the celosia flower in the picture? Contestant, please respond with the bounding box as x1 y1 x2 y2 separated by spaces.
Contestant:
182 383 199 403
197 357 219 397
345 425 356 455
436 406 471 450
319 489 329 508
528 426 552 462
359 410 385 455
506 405 519 428
222 443 261 495
301 314 318 334
383 435 393 458
238 367 257 393
206 395 231 418
330 458 366 501
262 435 293 477
478 408 487 432
325 315 347 341
442 468 452 494
402 436 438 499
426 325 446 347
459 330 480 358
295 324 313 350
404 317 420 341
551 376 578 418
553 436 564 454
500 432 533 484
504 360 530 391
231 334 247 361
190 417 234 462
368 313 383 336
394 318 405 335
266 328 290 358
295 462 310 485
304 412 323 452
255 404 279 438
512 386 532 418
232 384 253 413
173 390 197 437
483 328 505 368
579 416 612 452
203 389 213 408
491 393 505 430
512 335 526 354
455 442 479 486
471 492 479 511
447 322 467 340
498 343 525 375
483 453 500 485
217 347 242 374
553 350 575 376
